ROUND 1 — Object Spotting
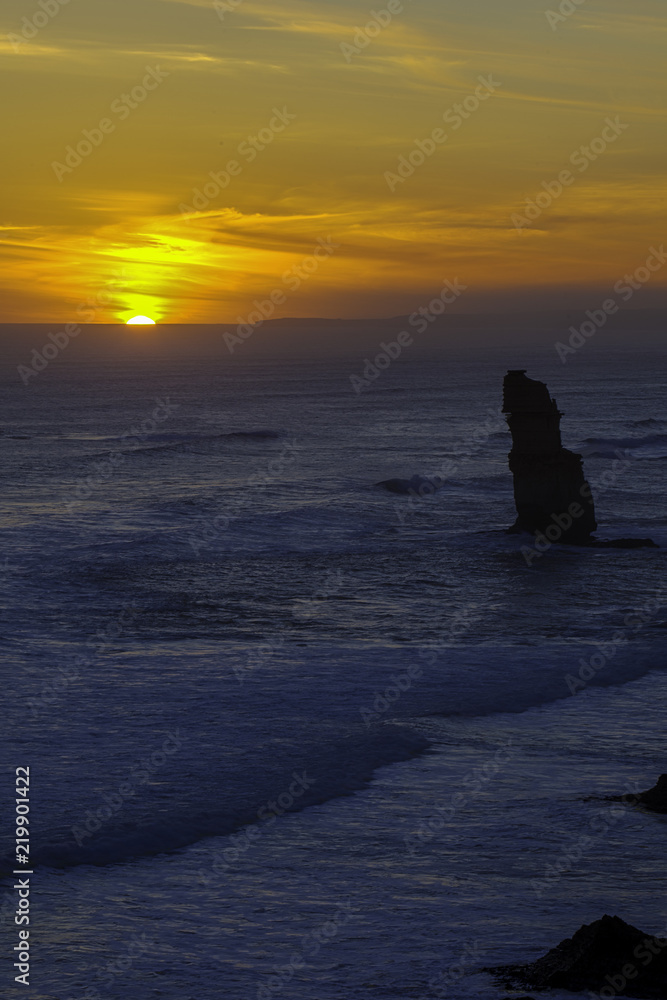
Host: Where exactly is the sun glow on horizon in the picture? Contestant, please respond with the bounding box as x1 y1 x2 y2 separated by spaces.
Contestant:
1 0 665 322
126 316 156 325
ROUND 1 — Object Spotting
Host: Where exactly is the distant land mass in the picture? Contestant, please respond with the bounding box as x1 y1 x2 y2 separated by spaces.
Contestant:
0 308 665 366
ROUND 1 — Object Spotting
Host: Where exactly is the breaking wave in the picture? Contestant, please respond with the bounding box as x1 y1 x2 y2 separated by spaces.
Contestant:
579 433 667 460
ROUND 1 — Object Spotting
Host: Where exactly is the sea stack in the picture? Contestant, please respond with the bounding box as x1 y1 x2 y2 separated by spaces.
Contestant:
503 369 597 543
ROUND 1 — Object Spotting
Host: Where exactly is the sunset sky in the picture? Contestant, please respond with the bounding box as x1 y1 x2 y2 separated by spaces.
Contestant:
1 0 665 323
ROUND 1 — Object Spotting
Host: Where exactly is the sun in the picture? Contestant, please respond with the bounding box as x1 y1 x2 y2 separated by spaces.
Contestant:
126 315 156 325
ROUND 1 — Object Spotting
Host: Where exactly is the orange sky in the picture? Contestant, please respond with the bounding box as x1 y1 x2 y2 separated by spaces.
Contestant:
1 0 665 322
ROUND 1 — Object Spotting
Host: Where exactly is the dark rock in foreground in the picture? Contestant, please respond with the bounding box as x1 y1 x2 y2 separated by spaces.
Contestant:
637 774 667 814
503 369 597 543
487 915 667 998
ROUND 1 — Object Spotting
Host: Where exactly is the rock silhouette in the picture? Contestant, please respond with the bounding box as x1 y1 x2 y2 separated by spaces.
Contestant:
503 370 657 548
487 914 667 998
503 369 597 543
637 774 667 814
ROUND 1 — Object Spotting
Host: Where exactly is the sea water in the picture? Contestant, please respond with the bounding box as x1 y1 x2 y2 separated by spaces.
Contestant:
1 339 665 1000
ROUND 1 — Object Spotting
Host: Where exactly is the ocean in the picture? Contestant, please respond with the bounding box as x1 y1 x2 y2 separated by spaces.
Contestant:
1 336 666 1000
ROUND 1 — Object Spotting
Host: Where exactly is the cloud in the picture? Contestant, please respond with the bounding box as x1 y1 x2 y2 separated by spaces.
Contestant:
576 10 667 34
0 39 68 57
2 0 665 321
